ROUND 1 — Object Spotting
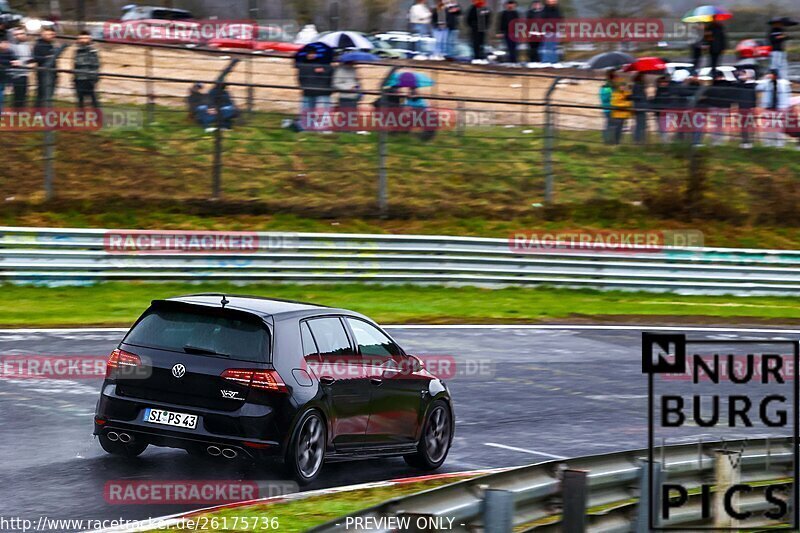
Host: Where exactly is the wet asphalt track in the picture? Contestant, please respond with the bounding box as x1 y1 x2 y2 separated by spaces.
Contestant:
1 326 798 531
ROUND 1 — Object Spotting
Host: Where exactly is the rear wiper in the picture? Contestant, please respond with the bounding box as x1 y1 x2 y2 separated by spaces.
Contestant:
183 344 229 357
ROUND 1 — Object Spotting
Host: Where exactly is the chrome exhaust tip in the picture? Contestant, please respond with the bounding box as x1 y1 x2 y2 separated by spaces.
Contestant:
107 431 119 442
118 432 132 443
221 448 237 459
207 445 221 457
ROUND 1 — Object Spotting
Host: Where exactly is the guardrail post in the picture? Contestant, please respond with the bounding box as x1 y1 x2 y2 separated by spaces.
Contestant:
483 489 513 533
542 77 561 205
561 469 587 533
714 449 741 528
636 460 664 532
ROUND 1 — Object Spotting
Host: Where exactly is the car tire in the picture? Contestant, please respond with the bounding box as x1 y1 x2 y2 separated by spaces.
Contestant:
404 400 452 470
285 410 326 485
98 433 148 458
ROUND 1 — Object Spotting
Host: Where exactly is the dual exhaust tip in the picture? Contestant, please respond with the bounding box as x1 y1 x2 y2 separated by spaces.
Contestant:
207 445 238 459
106 431 133 443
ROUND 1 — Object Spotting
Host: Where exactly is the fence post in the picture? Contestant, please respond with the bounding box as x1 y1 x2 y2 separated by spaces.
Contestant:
210 58 241 200
714 449 742 528
482 489 513 533
636 460 665 532
542 76 561 204
561 469 587 533
144 46 154 125
245 55 254 117
42 44 69 201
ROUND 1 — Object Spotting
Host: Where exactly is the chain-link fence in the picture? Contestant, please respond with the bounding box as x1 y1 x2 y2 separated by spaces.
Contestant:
2 38 799 222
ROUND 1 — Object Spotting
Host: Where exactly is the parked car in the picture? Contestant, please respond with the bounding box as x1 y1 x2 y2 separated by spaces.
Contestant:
120 5 194 21
93 294 455 484
371 31 501 62
207 25 302 53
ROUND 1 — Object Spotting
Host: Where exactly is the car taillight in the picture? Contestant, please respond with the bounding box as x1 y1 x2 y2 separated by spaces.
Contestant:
106 348 141 378
221 368 288 393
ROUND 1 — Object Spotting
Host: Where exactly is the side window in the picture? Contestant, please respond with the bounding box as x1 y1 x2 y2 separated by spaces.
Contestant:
300 321 318 358
307 317 353 358
346 318 401 360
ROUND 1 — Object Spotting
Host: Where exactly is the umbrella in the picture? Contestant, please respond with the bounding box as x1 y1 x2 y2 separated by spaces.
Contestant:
682 6 733 23
295 42 334 64
586 51 635 70
316 31 373 50
623 57 667 73
385 71 435 88
770 16 799 26
338 51 379 62
735 39 771 59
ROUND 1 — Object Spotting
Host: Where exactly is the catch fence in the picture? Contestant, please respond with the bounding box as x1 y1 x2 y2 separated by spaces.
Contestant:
2 38 799 221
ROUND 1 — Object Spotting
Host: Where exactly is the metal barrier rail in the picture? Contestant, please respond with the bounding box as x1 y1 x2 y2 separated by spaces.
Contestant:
4 226 800 295
309 437 795 532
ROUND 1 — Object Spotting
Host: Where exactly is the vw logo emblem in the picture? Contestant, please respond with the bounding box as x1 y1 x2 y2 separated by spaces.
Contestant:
171 364 186 379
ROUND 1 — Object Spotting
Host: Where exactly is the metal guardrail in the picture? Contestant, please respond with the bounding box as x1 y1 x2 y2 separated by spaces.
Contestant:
5 227 800 295
309 437 795 532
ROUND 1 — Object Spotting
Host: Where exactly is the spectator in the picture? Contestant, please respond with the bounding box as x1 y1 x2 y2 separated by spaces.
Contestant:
768 19 789 80
0 39 13 114
294 50 333 131
525 1 544 63
208 83 238 131
443 1 462 57
73 30 100 108
9 27 31 108
497 0 519 64
704 21 726 75
432 0 448 59
332 60 360 108
187 82 207 122
757 68 791 147
539 0 561 64
733 69 756 148
609 79 632 145
630 72 648 144
409 0 432 37
702 70 732 145
192 83 238 132
33 27 57 107
650 75 673 143
599 68 614 144
466 0 491 62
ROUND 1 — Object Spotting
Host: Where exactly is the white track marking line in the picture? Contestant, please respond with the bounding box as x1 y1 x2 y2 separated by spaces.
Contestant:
3 325 800 334
484 442 567 460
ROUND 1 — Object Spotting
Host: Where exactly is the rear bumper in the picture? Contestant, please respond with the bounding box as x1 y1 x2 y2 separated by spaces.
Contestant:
94 384 283 458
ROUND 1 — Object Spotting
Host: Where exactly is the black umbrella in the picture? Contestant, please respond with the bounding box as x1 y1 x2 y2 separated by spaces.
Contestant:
586 51 635 70
769 16 799 26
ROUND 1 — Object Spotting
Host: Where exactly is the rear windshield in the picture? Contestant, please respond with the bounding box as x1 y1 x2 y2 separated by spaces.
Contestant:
124 309 270 362
152 9 193 20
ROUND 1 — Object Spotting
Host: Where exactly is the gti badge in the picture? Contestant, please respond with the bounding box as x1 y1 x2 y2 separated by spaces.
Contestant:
221 389 244 400
171 363 186 378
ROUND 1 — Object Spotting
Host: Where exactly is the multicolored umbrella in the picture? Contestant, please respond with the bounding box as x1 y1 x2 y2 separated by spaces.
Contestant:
385 71 435 88
682 6 733 23
622 56 667 73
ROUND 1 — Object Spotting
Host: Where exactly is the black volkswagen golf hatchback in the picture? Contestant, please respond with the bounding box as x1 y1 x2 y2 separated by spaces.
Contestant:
94 294 454 483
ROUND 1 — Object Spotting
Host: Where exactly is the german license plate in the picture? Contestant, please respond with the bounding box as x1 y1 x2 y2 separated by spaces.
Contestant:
143 408 198 429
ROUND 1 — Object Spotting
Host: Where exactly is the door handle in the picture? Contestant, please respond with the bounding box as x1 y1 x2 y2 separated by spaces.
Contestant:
319 376 336 385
